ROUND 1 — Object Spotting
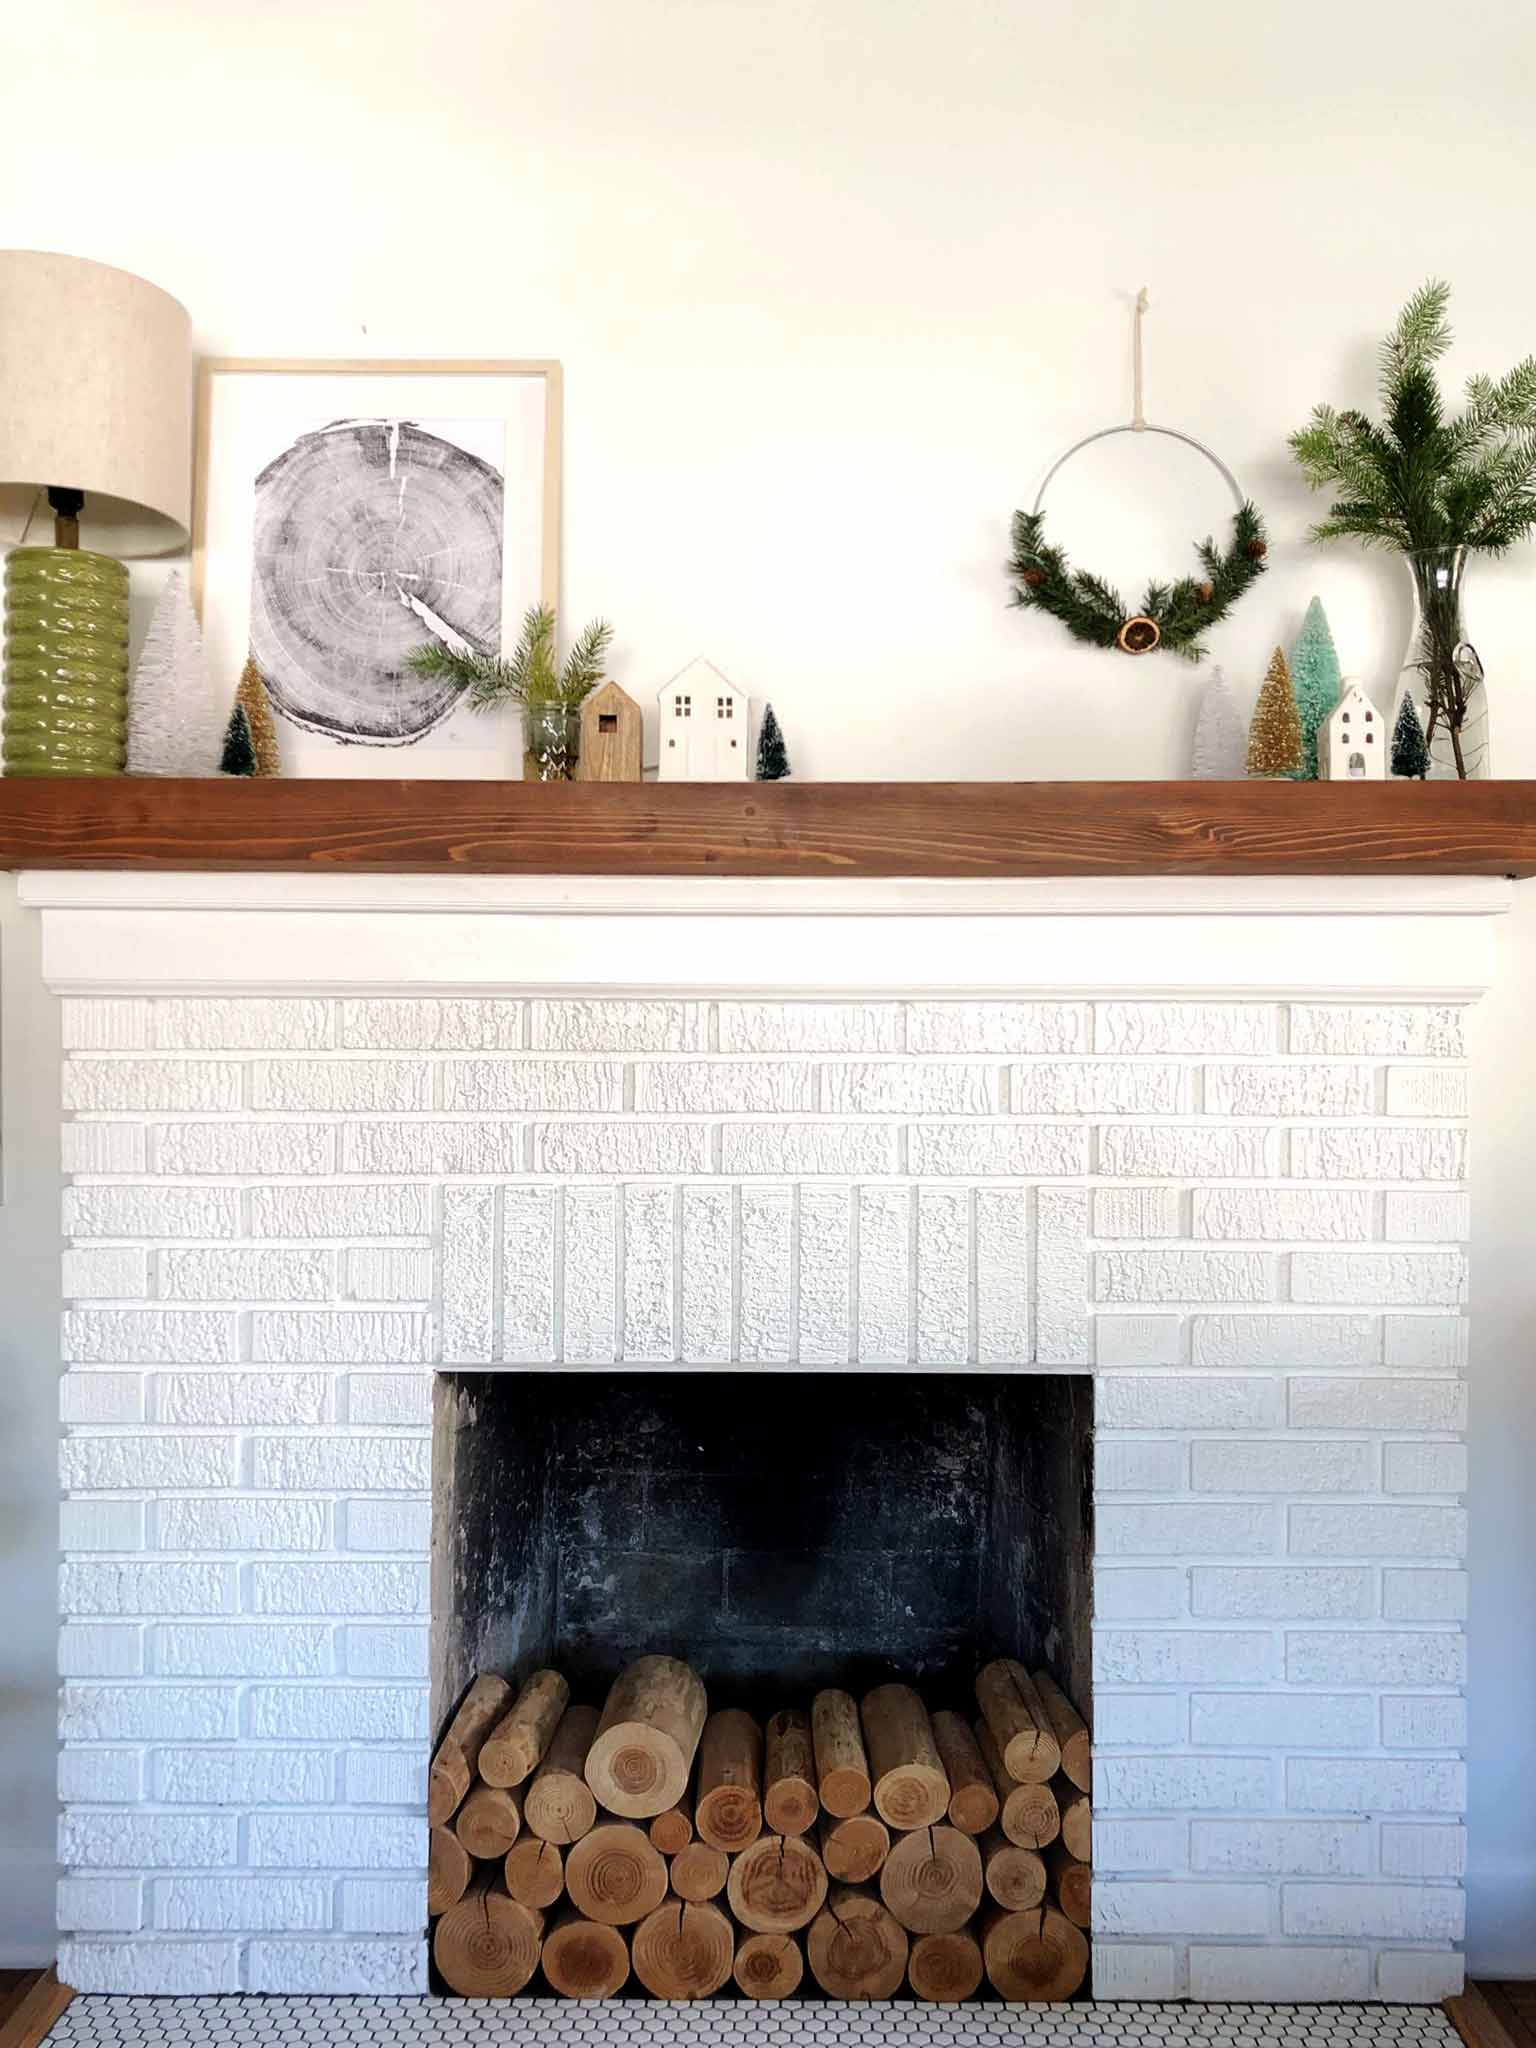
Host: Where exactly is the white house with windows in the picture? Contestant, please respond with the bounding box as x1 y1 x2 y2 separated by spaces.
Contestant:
1320 680 1386 780
657 658 751 779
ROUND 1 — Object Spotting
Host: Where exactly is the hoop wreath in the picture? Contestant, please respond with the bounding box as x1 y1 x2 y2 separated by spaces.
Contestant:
1007 424 1268 662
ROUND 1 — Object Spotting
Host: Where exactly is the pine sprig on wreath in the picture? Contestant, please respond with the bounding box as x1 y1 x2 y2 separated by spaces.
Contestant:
1007 501 1268 661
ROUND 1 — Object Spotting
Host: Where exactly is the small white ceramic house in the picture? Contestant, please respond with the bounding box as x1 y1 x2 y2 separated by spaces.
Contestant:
1320 682 1386 780
657 659 751 780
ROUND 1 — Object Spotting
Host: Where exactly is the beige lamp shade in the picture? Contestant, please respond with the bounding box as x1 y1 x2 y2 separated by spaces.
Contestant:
0 250 192 556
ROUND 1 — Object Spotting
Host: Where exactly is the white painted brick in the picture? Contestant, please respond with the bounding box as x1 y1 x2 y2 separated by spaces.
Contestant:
739 1186 792 1362
724 1123 899 1175
1383 1695 1467 1748
502 1186 556 1361
975 1189 1029 1364
62 1248 149 1300
1292 1250 1466 1306
563 1185 617 1361
1386 1066 1469 1117
250 1183 429 1238
64 1059 242 1113
252 1437 430 1493
1192 1566 1374 1619
1093 1694 1187 1746
1206 1063 1373 1117
63 1123 148 1173
1292 1124 1467 1182
1094 1316 1184 1366
1290 1503 1466 1558
63 1434 237 1492
57 1877 144 1932
1094 1569 1186 1620
1094 1819 1188 1871
1194 1313 1379 1367
719 1002 901 1052
1037 1186 1089 1364
1097 1441 1187 1492
1094 1187 1182 1238
60 1374 146 1424
1283 1882 1463 1940
1098 1504 1277 1557
856 1187 909 1363
907 1122 1087 1177
1290 1003 1465 1057
915 1187 968 1361
1012 1061 1183 1115
252 1060 429 1112
156 1877 331 1932
61 1561 235 1617
1098 1250 1268 1304
1384 1441 1467 1493
59 1625 143 1676
1385 1191 1471 1242
533 1121 710 1176
1194 1188 1375 1242
151 1748 333 1805
1098 1375 1284 1430
636 1060 814 1114
251 1310 432 1363
444 1058 622 1113
1385 1315 1469 1370
158 1497 328 1553
680 1187 732 1361
1095 1879 1269 1936
156 1372 330 1426
248 1812 425 1869
908 1001 1089 1053
798 1186 851 1363
63 999 155 1049
1191 1691 1377 1750
1188 1945 1370 2001
154 998 332 1050
246 1940 428 1995
1381 1824 1467 1878
1377 1951 1466 2002
1092 1943 1179 1999
61 1812 237 1869
154 1623 332 1677
1096 1631 1274 1683
442 1184 494 1362
156 1123 336 1176
1097 1755 1273 1810
1289 1377 1466 1432
159 1247 333 1301
344 1500 431 1553
339 1879 428 1934
58 1939 241 1994
1289 1756 1464 1814
60 1685 238 1742
344 1120 524 1175
248 1560 427 1616
346 1373 432 1425
61 1500 146 1552
1383 1569 1468 1622
344 1751 429 1807
345 1248 433 1302
1100 1002 1276 1054
344 1625 430 1679
827 1062 996 1115
623 1185 676 1360
66 1184 241 1239
1192 1440 1375 1493
64 1309 238 1364
1099 1125 1278 1178
531 998 701 1051
341 999 525 1051
1192 1821 1372 1876
1288 1632 1465 1686
248 1686 427 1741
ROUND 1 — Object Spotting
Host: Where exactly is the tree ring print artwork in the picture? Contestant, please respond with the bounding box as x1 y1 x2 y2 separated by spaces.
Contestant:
249 417 505 745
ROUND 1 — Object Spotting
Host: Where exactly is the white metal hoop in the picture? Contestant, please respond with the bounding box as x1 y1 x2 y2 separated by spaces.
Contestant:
1031 422 1248 519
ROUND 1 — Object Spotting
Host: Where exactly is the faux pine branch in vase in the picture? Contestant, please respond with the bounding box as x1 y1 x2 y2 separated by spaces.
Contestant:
410 603 613 780
1290 280 1536 777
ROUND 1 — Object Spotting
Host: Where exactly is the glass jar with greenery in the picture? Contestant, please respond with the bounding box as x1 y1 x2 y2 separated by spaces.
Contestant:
410 604 613 781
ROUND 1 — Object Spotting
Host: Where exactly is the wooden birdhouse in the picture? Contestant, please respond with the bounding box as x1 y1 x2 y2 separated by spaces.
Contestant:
657 659 750 781
576 680 642 782
1320 682 1386 781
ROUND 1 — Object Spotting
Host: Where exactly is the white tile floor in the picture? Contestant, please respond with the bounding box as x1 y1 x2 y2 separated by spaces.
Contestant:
51 2000 1462 2048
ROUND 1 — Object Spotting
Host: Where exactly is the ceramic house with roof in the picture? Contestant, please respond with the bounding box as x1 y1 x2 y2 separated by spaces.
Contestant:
657 658 750 780
1320 680 1386 780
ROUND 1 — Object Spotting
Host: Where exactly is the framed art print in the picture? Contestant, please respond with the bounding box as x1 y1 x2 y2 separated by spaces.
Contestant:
193 359 561 778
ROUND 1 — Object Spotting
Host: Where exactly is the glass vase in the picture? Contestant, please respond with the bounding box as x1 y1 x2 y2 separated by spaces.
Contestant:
1399 545 1489 779
523 702 580 781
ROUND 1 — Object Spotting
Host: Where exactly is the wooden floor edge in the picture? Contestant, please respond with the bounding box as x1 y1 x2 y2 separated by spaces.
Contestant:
0 1972 74 2048
1447 1984 1517 2048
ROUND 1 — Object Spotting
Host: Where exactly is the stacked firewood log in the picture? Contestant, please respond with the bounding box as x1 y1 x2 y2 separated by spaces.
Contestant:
427 1653 1091 2002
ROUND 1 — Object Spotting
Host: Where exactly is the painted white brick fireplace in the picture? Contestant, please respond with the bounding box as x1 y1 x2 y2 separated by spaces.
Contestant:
29 870 1492 2006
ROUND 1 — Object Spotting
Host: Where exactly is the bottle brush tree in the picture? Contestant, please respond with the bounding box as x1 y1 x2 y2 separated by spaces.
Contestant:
1289 596 1343 779
1191 667 1246 779
1247 647 1303 778
1391 691 1431 778
755 703 790 780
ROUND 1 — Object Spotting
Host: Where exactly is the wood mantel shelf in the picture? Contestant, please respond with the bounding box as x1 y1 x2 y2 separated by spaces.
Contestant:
1 777 1535 879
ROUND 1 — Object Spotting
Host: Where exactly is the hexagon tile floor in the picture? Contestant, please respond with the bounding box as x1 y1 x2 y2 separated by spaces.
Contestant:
49 2000 1463 2048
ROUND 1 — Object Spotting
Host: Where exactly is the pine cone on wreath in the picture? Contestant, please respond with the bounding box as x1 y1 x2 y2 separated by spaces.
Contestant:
1197 581 1215 603
1244 538 1268 561
1021 566 1047 587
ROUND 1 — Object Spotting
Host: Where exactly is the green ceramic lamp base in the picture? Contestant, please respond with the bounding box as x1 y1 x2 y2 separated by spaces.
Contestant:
2 546 130 775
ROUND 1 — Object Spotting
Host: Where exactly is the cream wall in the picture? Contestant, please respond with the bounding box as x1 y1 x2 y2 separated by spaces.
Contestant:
2 0 1535 1971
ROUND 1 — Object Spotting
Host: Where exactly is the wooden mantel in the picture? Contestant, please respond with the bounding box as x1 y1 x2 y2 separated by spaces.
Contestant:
1 777 1535 879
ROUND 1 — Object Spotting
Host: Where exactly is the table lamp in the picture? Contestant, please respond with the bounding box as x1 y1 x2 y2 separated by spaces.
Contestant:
0 251 192 774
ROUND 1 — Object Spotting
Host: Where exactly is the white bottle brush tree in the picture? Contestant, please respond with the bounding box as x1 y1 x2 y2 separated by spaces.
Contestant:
126 574 228 775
